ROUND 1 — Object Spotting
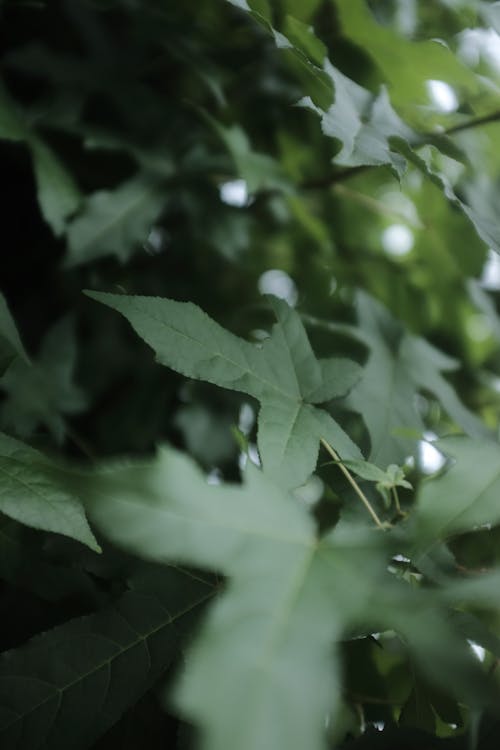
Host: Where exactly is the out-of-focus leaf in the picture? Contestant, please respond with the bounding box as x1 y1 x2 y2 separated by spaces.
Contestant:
0 81 80 235
84 445 391 750
0 317 86 442
86 291 362 488
211 120 291 195
0 516 99 602
66 176 167 267
345 293 489 466
415 436 500 544
332 0 479 108
0 567 213 749
85 445 493 750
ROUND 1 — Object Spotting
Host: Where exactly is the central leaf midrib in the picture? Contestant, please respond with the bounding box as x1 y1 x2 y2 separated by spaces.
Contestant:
130 302 301 401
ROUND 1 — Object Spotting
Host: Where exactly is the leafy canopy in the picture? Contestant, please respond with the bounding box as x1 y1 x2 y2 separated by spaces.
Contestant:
2 1 500 750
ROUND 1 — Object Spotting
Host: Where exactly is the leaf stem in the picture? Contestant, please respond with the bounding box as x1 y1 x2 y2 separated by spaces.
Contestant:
391 486 402 516
320 438 388 529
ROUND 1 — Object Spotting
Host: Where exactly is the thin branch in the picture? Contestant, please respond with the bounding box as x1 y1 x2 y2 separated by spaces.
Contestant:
301 109 500 191
442 109 500 136
320 438 388 530
300 165 371 190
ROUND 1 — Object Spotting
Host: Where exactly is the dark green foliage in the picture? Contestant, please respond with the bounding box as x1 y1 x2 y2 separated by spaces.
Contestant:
2 1 500 749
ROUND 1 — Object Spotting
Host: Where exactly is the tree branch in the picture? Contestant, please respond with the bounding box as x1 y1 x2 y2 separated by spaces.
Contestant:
300 109 500 191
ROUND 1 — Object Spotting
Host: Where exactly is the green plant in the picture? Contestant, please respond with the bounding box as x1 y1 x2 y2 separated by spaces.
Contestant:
2 1 500 749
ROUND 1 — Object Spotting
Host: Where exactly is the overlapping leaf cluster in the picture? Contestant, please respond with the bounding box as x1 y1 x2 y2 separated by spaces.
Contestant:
2 1 500 749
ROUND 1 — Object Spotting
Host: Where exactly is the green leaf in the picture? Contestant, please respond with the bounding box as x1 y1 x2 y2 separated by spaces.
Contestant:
211 120 291 195
416 436 500 544
301 76 412 179
0 81 80 235
84 446 397 750
393 139 500 257
0 432 100 552
85 291 362 488
332 0 479 109
85 446 492 750
30 140 81 237
66 175 167 267
0 568 213 749
345 293 489 466
399 685 436 733
0 516 99 603
0 317 86 443
0 293 29 374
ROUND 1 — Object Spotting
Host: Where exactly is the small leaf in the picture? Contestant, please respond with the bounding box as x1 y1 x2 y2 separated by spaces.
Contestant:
66 175 167 267
0 432 100 551
0 81 80 235
0 317 86 443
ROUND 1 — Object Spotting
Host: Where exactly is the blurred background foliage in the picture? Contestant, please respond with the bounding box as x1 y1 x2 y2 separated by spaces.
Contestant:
3 0 500 747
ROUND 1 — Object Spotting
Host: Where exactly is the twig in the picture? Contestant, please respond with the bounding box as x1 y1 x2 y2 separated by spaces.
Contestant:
320 438 388 530
301 109 500 191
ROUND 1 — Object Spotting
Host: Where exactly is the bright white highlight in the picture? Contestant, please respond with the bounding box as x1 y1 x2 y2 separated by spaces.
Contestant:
426 80 459 113
481 249 500 291
258 269 298 306
419 431 446 474
381 224 414 257
219 179 248 207
207 469 222 485
293 475 324 508
238 403 255 435
459 28 500 71
468 640 486 662
248 443 261 467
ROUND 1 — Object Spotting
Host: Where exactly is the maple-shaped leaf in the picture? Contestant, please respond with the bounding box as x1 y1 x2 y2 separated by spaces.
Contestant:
0 317 86 443
344 293 489 466
85 446 490 750
85 292 362 488
84 447 380 750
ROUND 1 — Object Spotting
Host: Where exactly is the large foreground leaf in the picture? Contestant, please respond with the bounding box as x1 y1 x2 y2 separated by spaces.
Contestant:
85 446 490 750
0 567 213 750
85 447 372 750
86 292 362 488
